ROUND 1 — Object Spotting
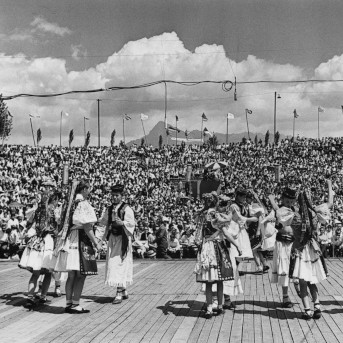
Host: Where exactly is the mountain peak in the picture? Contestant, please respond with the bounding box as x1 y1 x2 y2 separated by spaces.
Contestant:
127 121 287 146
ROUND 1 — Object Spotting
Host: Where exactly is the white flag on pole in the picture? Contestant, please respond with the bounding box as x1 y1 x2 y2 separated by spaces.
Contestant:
203 127 213 137
227 113 235 119
140 113 149 121
64 112 69 116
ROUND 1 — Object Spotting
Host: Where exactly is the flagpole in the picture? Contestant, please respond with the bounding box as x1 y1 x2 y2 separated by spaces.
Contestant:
164 82 167 127
245 109 250 140
200 118 203 143
60 111 62 147
176 117 178 146
318 108 320 139
293 114 295 139
30 117 36 147
226 116 228 145
164 82 168 144
141 119 147 145
97 99 101 147
123 115 125 145
84 117 86 144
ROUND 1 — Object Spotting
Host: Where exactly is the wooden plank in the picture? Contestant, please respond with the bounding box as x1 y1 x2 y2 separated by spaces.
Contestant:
216 302 234 343
252 296 263 343
258 295 274 343
1 259 343 343
267 297 286 343
241 295 255 343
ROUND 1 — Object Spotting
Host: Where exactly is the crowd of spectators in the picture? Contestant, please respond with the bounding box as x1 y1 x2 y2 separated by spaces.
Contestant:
1 136 343 259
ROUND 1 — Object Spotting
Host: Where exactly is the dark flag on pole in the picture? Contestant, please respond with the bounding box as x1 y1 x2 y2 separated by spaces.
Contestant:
69 129 74 148
341 105 343 114
176 115 179 122
168 124 180 133
293 109 299 118
37 128 42 146
203 127 212 137
201 113 208 121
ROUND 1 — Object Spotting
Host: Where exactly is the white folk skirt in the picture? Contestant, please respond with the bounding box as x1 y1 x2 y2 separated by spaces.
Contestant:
235 228 253 261
105 234 133 288
223 244 243 296
271 240 293 287
19 234 54 273
54 229 80 272
292 243 326 284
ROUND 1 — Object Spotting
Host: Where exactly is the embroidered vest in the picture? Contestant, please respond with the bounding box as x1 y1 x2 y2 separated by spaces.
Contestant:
107 202 129 260
108 202 128 235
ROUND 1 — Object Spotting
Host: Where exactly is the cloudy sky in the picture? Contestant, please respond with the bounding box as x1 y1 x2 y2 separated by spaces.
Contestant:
1 0 343 146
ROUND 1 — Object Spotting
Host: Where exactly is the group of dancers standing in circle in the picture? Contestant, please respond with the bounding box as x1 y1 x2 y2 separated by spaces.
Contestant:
18 179 135 313
194 180 332 320
16 174 332 321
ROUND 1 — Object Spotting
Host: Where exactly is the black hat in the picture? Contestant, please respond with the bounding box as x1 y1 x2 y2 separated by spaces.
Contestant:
111 184 124 193
282 187 297 199
235 187 247 197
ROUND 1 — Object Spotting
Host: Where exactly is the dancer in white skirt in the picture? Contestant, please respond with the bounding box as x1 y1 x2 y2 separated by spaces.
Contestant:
229 188 258 262
222 217 244 310
246 192 270 273
194 192 242 319
290 186 331 320
100 184 135 304
54 180 102 314
270 187 297 309
19 180 58 307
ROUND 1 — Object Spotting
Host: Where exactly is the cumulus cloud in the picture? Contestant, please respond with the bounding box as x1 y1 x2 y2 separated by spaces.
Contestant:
71 44 87 61
1 31 343 146
0 17 72 44
31 17 72 36
0 30 33 42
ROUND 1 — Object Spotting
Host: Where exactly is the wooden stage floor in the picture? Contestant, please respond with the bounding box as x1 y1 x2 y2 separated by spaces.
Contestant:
0 258 343 343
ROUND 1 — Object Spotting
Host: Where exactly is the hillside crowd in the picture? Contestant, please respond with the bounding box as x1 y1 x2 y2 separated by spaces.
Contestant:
1 136 343 259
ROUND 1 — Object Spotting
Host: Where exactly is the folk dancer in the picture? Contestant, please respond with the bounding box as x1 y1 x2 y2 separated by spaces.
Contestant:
194 192 242 319
225 188 259 307
246 191 269 273
289 186 330 320
37 192 64 297
54 180 101 314
100 184 135 304
270 187 296 308
19 179 58 307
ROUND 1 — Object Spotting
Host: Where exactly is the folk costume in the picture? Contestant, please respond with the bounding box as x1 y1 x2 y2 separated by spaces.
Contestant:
54 193 98 275
229 200 253 261
19 190 56 273
19 181 59 307
289 192 327 284
267 187 297 309
271 205 295 288
259 210 277 252
194 208 234 284
223 218 243 300
101 184 135 298
289 190 327 320
194 191 238 318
